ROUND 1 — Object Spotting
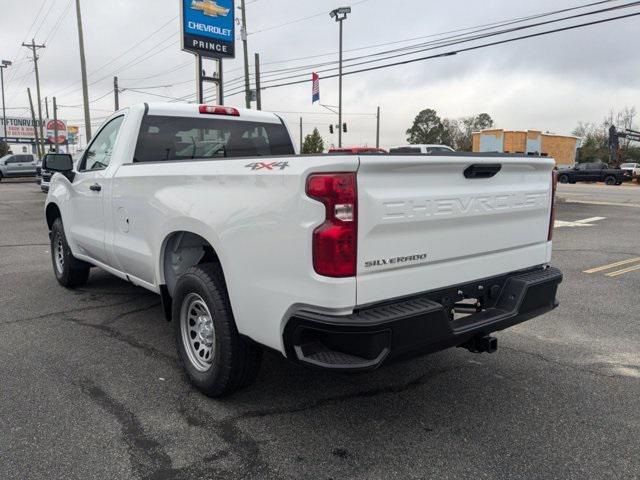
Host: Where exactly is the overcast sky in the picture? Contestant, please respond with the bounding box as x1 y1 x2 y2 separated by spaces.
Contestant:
1 0 639 149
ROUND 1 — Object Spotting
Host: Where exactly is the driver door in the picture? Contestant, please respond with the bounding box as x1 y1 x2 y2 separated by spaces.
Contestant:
68 116 124 265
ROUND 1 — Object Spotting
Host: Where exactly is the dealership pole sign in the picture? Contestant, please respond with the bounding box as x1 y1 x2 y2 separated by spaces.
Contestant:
181 0 236 59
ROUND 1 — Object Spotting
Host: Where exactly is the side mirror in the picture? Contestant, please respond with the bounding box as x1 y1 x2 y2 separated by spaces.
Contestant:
43 153 73 173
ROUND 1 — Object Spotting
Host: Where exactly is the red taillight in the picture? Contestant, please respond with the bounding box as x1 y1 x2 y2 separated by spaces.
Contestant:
548 170 558 241
306 173 357 277
199 105 240 116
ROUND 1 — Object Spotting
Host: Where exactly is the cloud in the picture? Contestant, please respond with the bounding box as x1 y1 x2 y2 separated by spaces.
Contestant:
1 0 638 148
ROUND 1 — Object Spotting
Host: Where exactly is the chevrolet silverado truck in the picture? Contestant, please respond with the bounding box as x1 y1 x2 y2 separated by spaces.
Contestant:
43 103 562 397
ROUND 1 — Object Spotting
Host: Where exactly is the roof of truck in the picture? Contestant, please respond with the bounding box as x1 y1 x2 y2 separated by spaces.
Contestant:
142 102 283 124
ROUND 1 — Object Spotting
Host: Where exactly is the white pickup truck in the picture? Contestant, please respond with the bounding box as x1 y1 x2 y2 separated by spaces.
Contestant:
43 103 562 397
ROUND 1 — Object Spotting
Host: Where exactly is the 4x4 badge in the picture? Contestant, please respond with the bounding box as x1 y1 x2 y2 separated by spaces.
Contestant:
245 162 289 171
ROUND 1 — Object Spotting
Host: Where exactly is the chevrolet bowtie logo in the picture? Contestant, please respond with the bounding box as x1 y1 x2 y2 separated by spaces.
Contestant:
191 0 230 17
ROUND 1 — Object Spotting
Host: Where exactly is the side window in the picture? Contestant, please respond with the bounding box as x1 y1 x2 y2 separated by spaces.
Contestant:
80 116 124 171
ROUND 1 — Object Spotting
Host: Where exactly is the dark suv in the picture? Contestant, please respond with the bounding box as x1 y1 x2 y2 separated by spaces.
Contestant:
557 162 630 186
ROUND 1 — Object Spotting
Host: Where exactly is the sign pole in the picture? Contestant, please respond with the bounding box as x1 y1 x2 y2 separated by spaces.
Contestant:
196 54 204 103
53 97 58 153
218 59 224 105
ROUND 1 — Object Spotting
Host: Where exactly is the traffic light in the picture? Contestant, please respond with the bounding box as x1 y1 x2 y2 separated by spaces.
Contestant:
329 125 334 134
343 123 347 133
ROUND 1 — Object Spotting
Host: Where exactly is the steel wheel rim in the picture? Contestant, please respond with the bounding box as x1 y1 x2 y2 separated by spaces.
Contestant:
180 293 215 372
54 236 64 274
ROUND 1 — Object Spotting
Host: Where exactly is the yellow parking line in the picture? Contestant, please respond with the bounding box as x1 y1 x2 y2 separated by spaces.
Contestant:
583 257 640 274
606 263 640 277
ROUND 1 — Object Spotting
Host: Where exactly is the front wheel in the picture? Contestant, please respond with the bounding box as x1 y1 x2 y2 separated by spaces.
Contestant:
50 218 91 288
173 263 262 397
604 176 617 186
558 174 569 184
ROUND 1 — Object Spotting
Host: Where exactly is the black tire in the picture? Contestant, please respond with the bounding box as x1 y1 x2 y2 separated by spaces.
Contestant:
50 218 91 288
173 263 262 397
604 176 616 186
558 174 569 184
0 172 3 182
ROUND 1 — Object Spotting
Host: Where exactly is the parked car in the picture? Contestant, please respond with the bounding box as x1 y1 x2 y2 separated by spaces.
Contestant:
389 144 455 154
556 162 630 185
328 147 387 154
620 162 640 181
43 103 562 397
0 153 38 181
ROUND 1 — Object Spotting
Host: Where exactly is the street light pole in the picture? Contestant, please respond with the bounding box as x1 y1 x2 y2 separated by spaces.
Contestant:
330 7 351 148
0 60 11 145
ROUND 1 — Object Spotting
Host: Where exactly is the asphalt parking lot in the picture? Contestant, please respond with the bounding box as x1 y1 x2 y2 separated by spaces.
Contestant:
1 179 639 480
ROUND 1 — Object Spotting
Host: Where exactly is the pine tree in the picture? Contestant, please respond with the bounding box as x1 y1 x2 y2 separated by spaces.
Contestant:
302 128 324 154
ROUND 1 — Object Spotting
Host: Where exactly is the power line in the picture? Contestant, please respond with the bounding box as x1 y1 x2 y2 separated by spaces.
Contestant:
221 0 627 89
247 0 371 36
226 1 640 91
222 10 640 97
32 0 59 40
50 15 178 97
44 0 73 44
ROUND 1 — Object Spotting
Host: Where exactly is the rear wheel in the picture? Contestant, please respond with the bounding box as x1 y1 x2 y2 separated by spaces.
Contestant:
173 263 262 397
558 174 569 184
604 175 617 186
50 218 91 288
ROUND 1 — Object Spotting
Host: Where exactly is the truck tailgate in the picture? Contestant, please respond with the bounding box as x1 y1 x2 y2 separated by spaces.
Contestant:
356 155 555 305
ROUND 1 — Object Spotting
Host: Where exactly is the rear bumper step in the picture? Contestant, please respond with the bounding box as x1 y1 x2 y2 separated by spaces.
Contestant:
284 266 562 371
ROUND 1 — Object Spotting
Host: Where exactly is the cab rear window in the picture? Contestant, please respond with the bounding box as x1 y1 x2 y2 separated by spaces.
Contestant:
133 115 294 163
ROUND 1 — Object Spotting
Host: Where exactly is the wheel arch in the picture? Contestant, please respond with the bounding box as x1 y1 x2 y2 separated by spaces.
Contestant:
45 202 62 230
160 230 226 293
158 230 229 322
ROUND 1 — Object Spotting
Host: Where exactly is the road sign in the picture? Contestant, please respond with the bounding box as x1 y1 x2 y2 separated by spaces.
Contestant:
46 119 68 145
181 0 236 59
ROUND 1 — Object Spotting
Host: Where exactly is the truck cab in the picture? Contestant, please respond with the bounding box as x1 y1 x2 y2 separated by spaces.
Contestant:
0 153 37 180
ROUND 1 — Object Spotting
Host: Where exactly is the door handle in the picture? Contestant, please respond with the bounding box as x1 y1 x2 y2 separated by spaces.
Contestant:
89 183 102 192
464 164 502 179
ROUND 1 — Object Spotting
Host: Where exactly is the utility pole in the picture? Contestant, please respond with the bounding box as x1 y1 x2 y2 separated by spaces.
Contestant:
45 97 49 118
74 0 91 140
53 96 58 153
113 76 120 111
22 40 46 151
299 117 303 153
0 60 11 145
376 106 380 148
240 0 251 109
27 88 42 158
330 7 351 148
254 53 262 110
